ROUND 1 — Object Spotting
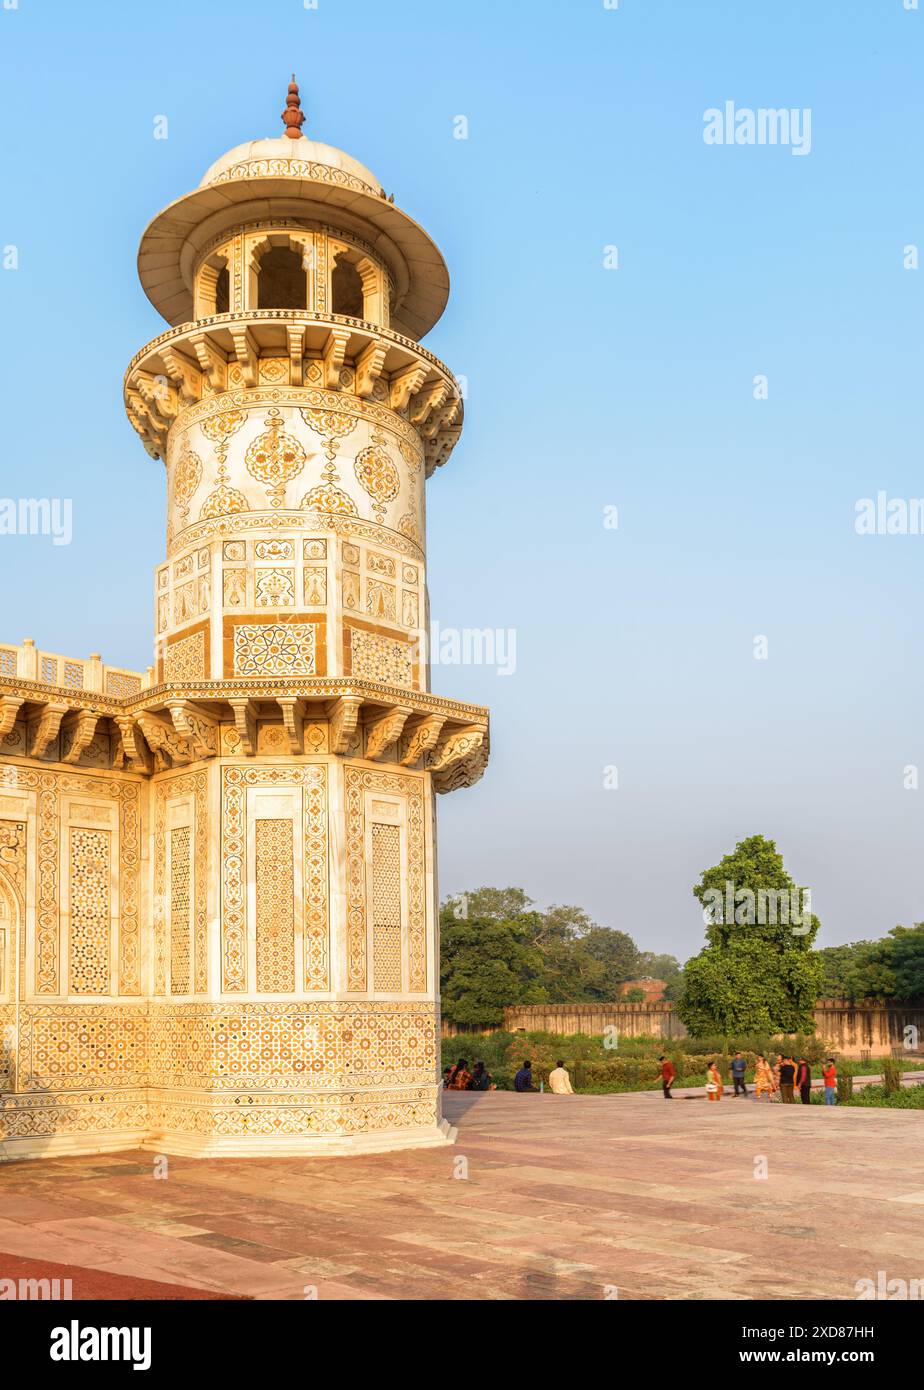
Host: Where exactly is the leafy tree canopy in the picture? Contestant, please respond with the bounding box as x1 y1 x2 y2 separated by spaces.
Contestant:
439 888 647 1026
680 835 822 1036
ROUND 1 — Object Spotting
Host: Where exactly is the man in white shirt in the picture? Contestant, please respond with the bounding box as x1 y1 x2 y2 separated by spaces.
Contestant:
548 1060 574 1095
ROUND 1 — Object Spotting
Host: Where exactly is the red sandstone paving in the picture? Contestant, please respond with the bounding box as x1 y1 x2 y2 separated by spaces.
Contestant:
1 1092 923 1299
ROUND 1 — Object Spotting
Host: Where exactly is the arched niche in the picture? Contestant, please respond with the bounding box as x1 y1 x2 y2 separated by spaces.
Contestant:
248 233 312 311
195 248 231 319
330 241 386 326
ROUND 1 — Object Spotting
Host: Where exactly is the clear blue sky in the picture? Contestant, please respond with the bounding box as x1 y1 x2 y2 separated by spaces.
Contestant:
1 0 922 961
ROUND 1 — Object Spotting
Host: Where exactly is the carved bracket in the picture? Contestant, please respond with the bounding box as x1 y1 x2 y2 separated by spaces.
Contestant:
228 324 259 387
322 328 351 389
61 709 101 765
427 725 485 772
410 380 449 427
161 347 202 409
189 332 228 392
228 698 258 756
286 325 306 387
354 341 388 399
29 702 68 759
364 705 412 761
168 701 219 759
389 365 429 412
398 713 446 767
0 697 24 741
137 711 192 771
114 715 153 773
327 696 363 755
276 697 305 754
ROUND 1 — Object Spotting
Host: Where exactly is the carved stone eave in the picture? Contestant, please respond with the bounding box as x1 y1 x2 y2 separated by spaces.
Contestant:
0 675 489 791
123 311 464 471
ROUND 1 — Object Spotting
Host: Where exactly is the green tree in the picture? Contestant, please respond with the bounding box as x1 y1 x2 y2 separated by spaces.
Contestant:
577 925 639 994
887 924 924 1000
439 908 548 1026
439 888 642 1019
678 835 822 1036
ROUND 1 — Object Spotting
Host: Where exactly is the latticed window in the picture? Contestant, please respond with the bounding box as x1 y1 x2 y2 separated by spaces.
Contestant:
105 671 142 698
0 649 16 678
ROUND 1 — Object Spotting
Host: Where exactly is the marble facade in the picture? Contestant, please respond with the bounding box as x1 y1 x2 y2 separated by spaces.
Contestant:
0 83 488 1160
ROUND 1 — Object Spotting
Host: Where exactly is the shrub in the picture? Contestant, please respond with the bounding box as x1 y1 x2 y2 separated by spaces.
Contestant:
836 1072 853 1104
882 1057 903 1095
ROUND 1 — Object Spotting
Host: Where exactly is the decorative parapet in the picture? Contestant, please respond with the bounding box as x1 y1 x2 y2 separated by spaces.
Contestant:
0 639 152 697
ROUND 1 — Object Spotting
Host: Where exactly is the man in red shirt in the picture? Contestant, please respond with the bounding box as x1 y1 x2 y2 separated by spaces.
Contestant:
659 1055 676 1100
822 1058 837 1105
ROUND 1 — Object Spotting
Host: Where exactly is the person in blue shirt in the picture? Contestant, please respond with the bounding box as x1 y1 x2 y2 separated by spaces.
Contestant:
514 1060 538 1092
731 1051 749 1097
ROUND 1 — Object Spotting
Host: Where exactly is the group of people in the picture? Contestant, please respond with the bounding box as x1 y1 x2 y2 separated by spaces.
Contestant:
442 1058 495 1091
442 1057 574 1093
659 1051 838 1104
446 1051 840 1104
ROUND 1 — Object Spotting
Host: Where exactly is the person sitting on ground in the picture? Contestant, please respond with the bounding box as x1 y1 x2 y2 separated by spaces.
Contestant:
441 1066 453 1089
468 1060 495 1091
822 1057 837 1106
513 1059 538 1092
548 1059 574 1094
446 1057 472 1090
730 1050 748 1097
754 1054 774 1101
658 1054 676 1099
706 1059 723 1101
796 1055 812 1105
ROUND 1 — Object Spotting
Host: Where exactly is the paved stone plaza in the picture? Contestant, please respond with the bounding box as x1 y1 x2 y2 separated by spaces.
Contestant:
1 1091 922 1300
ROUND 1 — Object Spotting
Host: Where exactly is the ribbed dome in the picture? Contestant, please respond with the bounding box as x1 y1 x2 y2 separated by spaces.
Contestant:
200 137 382 196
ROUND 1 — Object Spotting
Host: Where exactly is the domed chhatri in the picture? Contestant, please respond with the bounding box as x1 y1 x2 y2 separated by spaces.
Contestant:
138 78 449 338
0 83 489 1162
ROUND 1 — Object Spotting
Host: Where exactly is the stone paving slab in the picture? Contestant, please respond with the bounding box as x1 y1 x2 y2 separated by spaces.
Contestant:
0 1091 921 1300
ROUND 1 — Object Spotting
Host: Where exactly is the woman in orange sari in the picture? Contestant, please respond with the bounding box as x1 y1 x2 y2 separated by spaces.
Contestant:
754 1053 775 1101
446 1058 472 1090
706 1060 723 1101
